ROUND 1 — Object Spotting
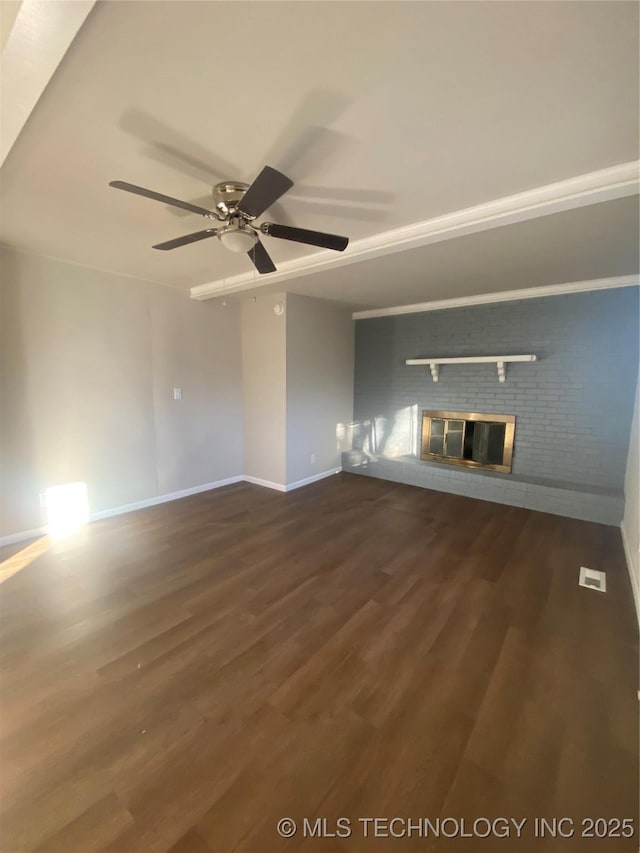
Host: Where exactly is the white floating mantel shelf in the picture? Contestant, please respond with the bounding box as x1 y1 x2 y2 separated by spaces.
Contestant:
405 354 537 383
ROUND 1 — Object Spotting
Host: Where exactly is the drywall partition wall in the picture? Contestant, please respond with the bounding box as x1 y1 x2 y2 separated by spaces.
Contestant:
286 293 354 485
149 285 243 496
0 246 244 537
622 377 639 620
345 287 639 524
241 293 287 487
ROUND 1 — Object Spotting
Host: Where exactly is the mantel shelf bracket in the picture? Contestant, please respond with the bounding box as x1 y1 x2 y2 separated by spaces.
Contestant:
405 354 537 383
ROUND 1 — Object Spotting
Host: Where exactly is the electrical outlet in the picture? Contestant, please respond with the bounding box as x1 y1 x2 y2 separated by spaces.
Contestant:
173 387 182 401
310 452 316 464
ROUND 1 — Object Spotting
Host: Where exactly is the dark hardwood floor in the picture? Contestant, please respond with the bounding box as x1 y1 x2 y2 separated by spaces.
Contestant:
0 473 638 852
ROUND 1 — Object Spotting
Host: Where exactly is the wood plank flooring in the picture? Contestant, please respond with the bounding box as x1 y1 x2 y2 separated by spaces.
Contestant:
0 473 638 852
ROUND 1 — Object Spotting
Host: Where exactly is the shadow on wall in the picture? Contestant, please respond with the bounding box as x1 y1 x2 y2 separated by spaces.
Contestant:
351 315 417 463
349 405 420 458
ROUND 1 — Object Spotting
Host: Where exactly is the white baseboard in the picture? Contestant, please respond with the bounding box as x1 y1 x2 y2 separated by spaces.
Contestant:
0 476 245 546
244 467 342 492
620 521 640 628
243 476 287 492
90 476 245 522
0 525 48 546
285 467 342 491
0 470 344 547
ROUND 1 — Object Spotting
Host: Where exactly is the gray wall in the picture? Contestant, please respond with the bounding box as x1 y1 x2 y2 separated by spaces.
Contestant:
241 292 287 486
1 247 244 537
347 287 639 523
286 293 354 484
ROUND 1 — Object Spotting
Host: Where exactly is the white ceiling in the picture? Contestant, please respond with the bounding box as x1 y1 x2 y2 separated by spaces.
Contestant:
1 1 638 307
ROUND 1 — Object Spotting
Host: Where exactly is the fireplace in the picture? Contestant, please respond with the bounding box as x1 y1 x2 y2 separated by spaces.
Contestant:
421 410 515 473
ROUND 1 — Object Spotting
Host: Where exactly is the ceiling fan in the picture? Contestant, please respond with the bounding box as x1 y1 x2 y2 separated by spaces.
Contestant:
109 166 349 274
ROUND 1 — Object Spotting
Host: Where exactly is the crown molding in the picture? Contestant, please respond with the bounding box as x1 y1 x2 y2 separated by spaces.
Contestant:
351 276 639 319
0 241 173 289
190 161 640 301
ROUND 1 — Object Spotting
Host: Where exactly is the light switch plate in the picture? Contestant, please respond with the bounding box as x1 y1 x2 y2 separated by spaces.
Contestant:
173 387 182 400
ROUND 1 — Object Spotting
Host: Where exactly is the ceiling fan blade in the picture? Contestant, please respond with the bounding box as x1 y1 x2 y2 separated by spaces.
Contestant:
248 239 277 274
261 222 348 252
109 181 213 217
236 166 293 219
153 228 218 250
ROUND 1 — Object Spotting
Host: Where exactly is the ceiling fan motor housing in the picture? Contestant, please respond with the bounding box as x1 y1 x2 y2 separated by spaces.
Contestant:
213 181 250 218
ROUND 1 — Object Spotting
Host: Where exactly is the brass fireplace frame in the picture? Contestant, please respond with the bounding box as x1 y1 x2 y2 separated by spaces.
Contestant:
421 410 516 473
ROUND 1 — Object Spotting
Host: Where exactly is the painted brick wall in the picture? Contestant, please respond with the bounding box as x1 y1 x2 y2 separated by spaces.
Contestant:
348 287 639 521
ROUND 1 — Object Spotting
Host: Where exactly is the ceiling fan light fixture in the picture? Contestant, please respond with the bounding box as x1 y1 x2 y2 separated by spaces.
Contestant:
218 224 258 254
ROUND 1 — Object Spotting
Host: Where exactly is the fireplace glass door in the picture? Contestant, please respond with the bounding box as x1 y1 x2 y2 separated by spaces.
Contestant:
427 418 465 459
421 411 515 473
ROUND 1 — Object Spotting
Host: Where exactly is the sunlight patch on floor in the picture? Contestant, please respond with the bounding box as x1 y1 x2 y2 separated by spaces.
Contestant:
0 536 51 584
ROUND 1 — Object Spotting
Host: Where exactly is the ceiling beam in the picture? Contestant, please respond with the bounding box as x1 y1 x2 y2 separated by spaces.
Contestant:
190 161 640 301
352 275 639 320
1 0 95 167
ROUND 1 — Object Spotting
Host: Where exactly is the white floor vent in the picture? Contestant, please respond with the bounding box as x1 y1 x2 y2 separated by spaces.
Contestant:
579 566 607 593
